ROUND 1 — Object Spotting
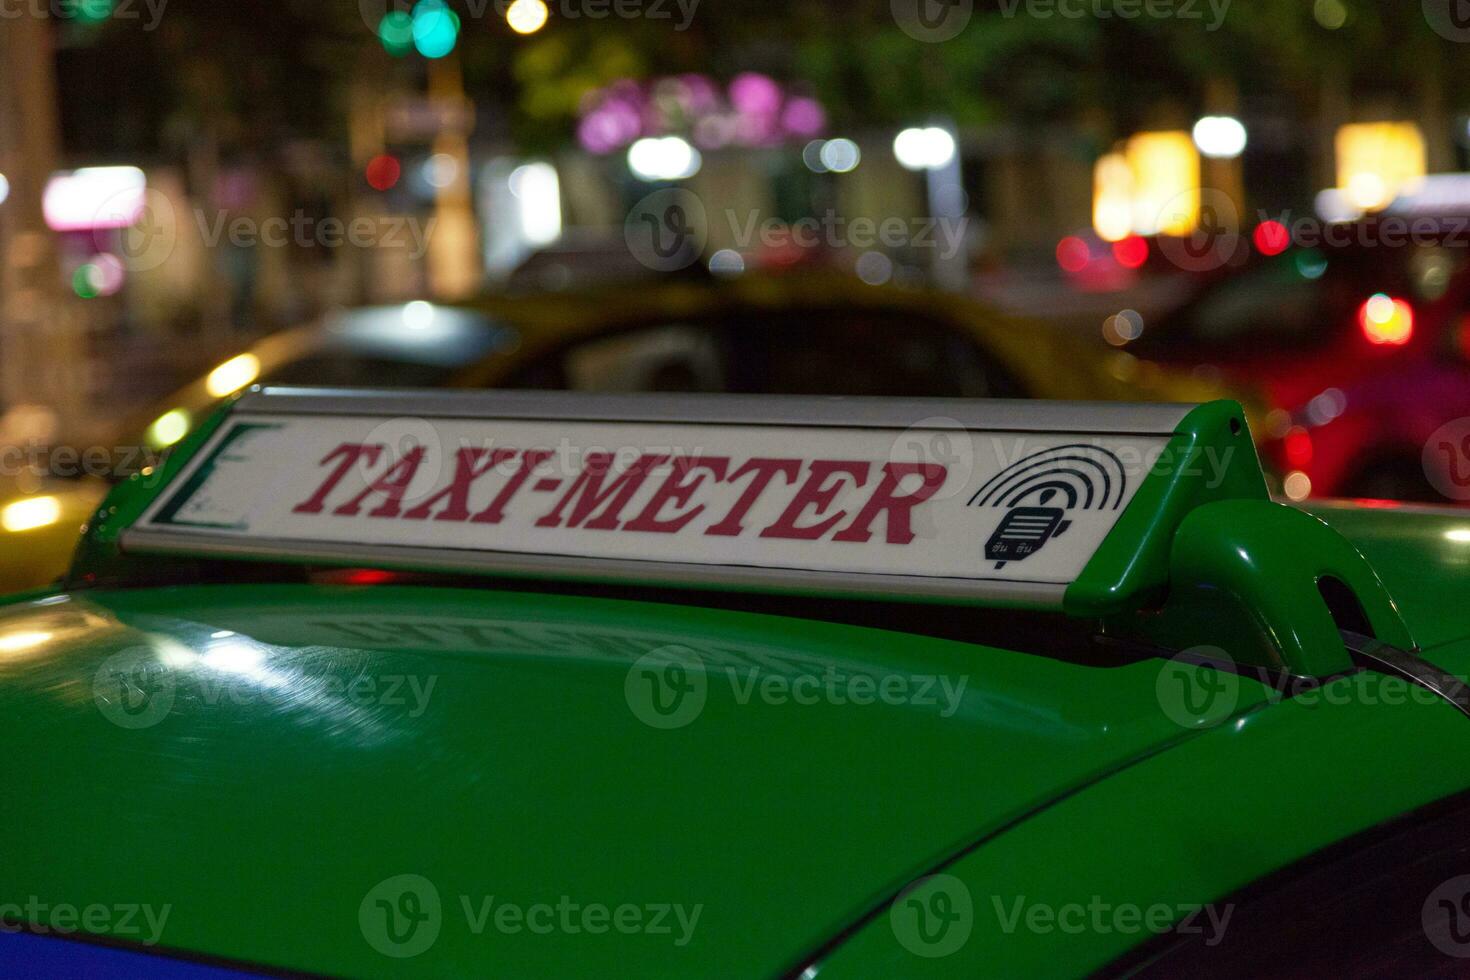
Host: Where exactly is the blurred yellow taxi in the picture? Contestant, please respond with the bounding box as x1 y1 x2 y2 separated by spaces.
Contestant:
0 273 1257 594
0 475 99 595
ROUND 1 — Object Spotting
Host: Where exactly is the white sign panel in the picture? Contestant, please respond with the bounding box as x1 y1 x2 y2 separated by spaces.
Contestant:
129 408 1174 601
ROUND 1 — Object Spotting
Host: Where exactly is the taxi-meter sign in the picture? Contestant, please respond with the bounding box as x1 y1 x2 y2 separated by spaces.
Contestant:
124 391 1192 609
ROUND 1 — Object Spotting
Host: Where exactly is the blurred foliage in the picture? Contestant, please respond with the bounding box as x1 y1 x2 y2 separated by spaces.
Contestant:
52 0 1470 160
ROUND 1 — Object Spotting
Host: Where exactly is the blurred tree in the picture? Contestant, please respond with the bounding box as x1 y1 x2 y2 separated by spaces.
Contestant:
50 0 1470 165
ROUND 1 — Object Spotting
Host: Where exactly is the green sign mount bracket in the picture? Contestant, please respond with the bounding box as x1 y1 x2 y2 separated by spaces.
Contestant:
1066 400 1412 678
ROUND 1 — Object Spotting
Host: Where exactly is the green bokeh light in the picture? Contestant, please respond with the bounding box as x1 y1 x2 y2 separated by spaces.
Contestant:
75 0 115 22
378 11 415 56
412 0 460 59
72 265 100 299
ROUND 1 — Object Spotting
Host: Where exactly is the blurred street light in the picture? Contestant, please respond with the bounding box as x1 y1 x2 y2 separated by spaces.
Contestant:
1092 153 1134 242
818 138 860 173
892 122 965 291
508 162 561 246
41 165 145 231
627 136 701 181
1336 122 1426 211
1126 131 1199 236
893 127 956 171
506 0 549 34
0 173 8 205
801 141 827 173
1192 116 1247 159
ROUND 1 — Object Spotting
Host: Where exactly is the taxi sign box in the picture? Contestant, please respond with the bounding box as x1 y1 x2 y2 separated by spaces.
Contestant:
65 389 1438 686
121 391 1199 608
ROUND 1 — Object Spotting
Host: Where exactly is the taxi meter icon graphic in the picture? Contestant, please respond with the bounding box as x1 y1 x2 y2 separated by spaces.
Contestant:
968 444 1129 570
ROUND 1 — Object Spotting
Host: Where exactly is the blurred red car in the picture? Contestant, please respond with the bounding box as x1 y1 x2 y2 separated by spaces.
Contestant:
1124 211 1470 502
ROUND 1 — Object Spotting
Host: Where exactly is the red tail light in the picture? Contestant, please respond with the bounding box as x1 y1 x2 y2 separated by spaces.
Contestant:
1358 294 1414 346
1283 426 1313 467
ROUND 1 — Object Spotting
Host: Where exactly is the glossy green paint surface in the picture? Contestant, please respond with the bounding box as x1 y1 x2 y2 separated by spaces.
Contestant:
2 582 1220 976
814 650 1470 977
1307 502 1470 650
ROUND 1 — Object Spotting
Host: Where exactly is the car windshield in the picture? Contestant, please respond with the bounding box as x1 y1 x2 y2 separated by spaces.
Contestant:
263 305 514 388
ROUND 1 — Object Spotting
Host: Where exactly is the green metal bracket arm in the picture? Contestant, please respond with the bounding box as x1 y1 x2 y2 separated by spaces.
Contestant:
1116 499 1415 678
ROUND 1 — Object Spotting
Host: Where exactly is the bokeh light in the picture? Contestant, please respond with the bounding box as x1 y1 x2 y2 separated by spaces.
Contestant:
1056 236 1091 273
506 0 549 34
147 409 192 448
1253 220 1291 256
411 0 460 58
205 353 262 397
1111 235 1148 269
818 138 860 174
1359 294 1414 346
378 12 415 56
893 127 957 171
366 154 402 191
